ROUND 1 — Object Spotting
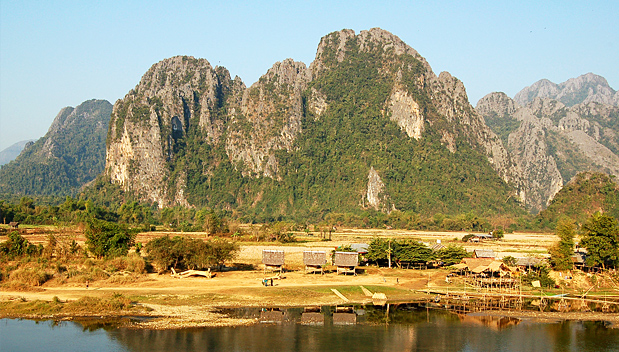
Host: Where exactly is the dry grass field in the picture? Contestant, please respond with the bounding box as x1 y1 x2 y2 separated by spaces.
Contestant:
5 225 618 328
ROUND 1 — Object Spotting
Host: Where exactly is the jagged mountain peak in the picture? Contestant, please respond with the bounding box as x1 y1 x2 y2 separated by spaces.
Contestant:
255 58 309 90
475 92 518 118
515 73 617 107
311 28 431 75
102 28 524 217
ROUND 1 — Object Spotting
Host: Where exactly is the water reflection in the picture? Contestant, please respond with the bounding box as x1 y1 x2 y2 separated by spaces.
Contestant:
2 304 619 352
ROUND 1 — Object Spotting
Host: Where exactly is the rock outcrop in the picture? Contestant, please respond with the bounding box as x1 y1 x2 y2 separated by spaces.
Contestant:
477 90 619 212
514 73 619 107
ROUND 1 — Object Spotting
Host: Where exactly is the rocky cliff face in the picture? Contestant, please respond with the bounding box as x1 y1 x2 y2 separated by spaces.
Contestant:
104 28 524 217
477 91 619 212
225 59 310 178
0 99 112 195
514 73 619 107
106 56 228 206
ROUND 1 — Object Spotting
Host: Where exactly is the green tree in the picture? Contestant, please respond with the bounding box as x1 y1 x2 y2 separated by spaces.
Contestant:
437 245 469 265
579 212 619 269
0 232 42 258
145 235 239 271
549 218 575 270
367 238 391 265
393 240 434 266
84 219 136 258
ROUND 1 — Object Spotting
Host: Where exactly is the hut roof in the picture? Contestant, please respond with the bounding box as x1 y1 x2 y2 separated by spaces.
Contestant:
515 257 542 267
334 252 358 267
301 312 324 325
571 252 586 264
474 249 496 258
350 243 370 254
262 250 285 266
462 258 494 272
431 243 446 251
487 261 509 272
303 251 326 266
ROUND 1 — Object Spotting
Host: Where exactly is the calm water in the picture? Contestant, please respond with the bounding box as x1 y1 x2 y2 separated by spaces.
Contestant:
2 305 619 352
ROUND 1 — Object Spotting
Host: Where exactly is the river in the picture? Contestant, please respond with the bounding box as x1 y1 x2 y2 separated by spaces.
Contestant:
2 304 619 351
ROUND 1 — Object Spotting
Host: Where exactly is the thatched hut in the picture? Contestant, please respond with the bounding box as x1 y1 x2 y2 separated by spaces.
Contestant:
334 251 358 275
8 222 19 229
303 251 326 274
473 249 496 259
262 249 285 273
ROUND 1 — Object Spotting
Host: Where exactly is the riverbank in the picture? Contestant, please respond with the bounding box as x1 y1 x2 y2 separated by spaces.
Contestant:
2 266 619 329
3 230 619 329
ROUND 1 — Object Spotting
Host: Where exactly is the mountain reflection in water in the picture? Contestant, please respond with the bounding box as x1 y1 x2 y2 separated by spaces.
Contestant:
2 304 618 351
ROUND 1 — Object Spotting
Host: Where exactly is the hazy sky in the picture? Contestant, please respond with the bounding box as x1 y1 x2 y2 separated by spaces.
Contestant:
1 0 617 150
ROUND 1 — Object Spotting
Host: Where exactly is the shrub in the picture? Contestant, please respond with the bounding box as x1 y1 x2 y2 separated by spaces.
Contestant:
437 245 469 265
0 232 42 259
145 236 238 272
84 219 136 258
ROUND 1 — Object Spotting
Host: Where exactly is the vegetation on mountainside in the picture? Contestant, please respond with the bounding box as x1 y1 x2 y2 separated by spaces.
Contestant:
0 100 112 196
98 37 525 223
545 131 598 183
482 111 521 146
182 36 521 222
536 172 619 228
577 104 619 155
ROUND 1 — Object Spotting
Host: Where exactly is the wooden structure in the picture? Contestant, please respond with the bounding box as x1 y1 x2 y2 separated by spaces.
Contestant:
334 251 358 275
303 251 326 274
262 249 285 274
515 257 543 270
8 222 19 229
467 234 493 242
571 251 587 269
170 268 212 279
473 249 496 259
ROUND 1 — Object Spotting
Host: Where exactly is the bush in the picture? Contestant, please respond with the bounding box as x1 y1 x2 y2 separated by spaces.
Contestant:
437 245 469 265
84 219 136 258
0 232 42 259
145 236 238 272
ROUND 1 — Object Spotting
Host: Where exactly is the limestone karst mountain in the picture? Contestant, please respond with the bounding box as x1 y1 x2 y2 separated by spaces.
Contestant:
514 73 619 107
0 99 112 196
103 28 524 218
477 90 619 212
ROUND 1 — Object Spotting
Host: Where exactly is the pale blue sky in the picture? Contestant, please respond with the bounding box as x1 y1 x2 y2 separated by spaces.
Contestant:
1 0 617 150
